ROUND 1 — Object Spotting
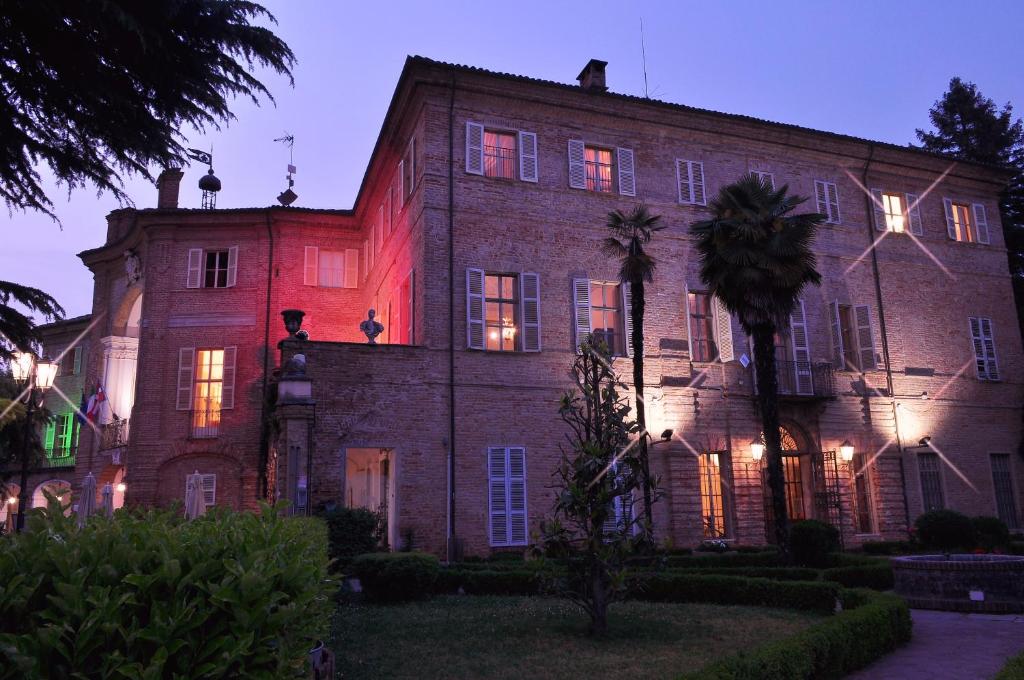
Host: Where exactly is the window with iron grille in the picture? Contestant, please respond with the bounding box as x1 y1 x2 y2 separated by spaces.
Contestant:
584 146 613 193
949 202 976 242
991 454 1019 529
699 451 731 538
485 274 518 352
192 349 224 438
687 291 718 362
783 455 806 520
483 131 516 179
589 282 621 355
852 452 875 533
918 452 945 511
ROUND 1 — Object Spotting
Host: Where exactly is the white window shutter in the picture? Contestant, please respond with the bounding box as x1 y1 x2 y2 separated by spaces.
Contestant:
520 272 541 352
827 182 841 224
225 246 238 288
176 348 195 410
398 161 405 208
871 189 886 231
828 301 845 370
712 295 734 362
616 147 636 196
466 122 484 175
572 278 592 347
755 171 775 190
815 180 828 216
362 240 370 280
854 305 877 370
344 249 359 288
971 317 999 380
507 447 527 545
466 268 485 350
789 300 812 394
621 282 634 358
943 198 957 239
72 346 82 375
691 161 706 205
981 318 999 380
201 474 216 506
519 131 538 182
186 248 203 288
408 269 416 343
676 159 691 203
973 204 990 244
221 346 237 409
906 193 923 236
567 140 586 189
488 447 509 545
303 246 318 286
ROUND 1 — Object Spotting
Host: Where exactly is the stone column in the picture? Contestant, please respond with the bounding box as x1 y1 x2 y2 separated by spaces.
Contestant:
274 375 315 515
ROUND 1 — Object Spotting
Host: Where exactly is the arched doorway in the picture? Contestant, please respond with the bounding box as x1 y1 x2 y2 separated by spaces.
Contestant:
0 484 19 534
762 423 842 542
32 479 72 515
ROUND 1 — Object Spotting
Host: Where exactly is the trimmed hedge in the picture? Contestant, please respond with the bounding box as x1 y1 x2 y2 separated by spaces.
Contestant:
351 552 439 602
435 569 541 596
861 540 914 555
664 566 821 582
915 509 975 551
679 590 912 679
0 502 333 679
319 506 380 567
822 564 894 591
633 574 840 614
995 648 1024 680
791 520 841 567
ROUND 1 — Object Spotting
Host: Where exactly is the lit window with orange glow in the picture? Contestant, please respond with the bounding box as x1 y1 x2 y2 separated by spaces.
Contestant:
483 131 516 179
584 146 613 193
192 349 223 437
950 202 975 242
485 274 518 352
590 282 622 355
882 192 906 233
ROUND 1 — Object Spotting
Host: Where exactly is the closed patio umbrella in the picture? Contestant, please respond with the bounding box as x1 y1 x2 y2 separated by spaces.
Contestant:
184 470 207 520
101 483 114 518
77 472 97 528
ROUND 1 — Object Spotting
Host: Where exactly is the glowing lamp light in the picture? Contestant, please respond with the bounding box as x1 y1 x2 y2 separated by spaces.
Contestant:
11 351 34 382
34 358 58 390
116 483 127 493
839 440 855 463
6 496 16 506
750 439 764 462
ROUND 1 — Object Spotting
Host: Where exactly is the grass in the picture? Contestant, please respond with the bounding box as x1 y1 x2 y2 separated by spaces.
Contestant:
332 596 824 679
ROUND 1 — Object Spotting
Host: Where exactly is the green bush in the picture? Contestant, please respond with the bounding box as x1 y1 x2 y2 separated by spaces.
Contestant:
0 501 334 679
664 566 821 582
319 506 381 566
437 569 541 596
995 648 1024 680
634 574 840 614
915 510 976 551
664 551 783 569
1009 541 1024 556
790 520 840 567
681 590 911 679
822 564 894 590
351 552 439 602
861 540 913 555
973 516 1011 551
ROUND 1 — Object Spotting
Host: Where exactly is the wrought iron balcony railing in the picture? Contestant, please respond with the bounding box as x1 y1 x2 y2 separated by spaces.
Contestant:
99 418 130 451
190 408 220 439
40 452 76 469
754 360 835 398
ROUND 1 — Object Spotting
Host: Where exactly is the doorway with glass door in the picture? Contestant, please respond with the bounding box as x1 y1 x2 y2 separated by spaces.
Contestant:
344 448 397 550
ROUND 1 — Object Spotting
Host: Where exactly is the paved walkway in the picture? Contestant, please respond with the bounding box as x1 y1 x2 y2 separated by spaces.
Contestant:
848 609 1024 680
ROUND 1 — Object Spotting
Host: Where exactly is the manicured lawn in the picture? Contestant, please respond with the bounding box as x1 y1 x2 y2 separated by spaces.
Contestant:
332 595 824 679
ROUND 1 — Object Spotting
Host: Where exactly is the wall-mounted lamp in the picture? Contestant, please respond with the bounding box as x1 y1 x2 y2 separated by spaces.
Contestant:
6 496 16 506
919 436 931 447
839 440 855 463
116 483 127 493
750 439 764 462
660 429 673 442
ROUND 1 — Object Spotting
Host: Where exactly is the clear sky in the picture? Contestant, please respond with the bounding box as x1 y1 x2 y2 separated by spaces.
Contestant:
4 0 1023 320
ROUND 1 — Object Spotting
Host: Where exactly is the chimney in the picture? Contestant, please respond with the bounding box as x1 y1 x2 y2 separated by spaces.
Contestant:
577 59 608 93
156 168 184 209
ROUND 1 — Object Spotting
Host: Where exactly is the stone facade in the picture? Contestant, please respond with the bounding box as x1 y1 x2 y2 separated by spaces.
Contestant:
59 56 1021 557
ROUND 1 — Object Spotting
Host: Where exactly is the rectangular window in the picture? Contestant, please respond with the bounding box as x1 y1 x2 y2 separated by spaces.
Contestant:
317 250 346 288
60 346 82 376
829 302 876 372
488 446 527 546
204 250 229 288
698 451 731 538
484 131 516 179
584 146 613 193
752 171 775 190
403 139 416 198
676 159 706 205
919 452 945 512
192 349 224 438
949 202 974 242
45 412 77 459
881 192 906 233
838 306 858 371
815 180 841 224
397 270 414 345
590 282 622 355
687 291 718 362
852 452 874 533
485 274 518 352
991 454 1019 529
185 474 217 507
969 317 999 381
783 455 806 521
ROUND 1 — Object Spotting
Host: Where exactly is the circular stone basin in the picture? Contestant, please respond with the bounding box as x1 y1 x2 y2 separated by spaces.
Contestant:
892 554 1024 613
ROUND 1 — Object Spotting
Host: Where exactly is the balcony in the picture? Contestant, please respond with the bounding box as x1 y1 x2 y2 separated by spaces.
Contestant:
40 452 76 469
99 418 130 451
190 408 220 439
754 360 835 399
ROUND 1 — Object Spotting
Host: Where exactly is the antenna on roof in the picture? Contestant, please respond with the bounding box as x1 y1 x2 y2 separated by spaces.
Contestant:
640 16 650 99
273 132 298 206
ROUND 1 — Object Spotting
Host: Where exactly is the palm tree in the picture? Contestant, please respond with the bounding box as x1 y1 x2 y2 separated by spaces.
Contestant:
689 175 823 556
603 205 664 534
0 280 64 362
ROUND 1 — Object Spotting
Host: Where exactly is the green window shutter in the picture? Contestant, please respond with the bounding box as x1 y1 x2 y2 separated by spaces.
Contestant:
44 420 56 454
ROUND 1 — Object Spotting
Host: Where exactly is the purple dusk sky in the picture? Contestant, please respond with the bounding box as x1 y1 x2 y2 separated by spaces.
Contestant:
4 0 1023 321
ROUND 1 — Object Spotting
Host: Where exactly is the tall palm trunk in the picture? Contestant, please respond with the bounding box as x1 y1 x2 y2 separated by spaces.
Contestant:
751 322 790 558
630 276 654 535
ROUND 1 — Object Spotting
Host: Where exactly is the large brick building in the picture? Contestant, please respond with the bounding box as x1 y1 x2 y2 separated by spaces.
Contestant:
38 56 1022 556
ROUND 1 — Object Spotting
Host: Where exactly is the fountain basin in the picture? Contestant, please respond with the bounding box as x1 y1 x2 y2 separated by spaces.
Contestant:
892 554 1024 613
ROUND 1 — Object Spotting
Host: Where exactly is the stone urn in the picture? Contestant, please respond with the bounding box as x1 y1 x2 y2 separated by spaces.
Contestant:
281 309 306 337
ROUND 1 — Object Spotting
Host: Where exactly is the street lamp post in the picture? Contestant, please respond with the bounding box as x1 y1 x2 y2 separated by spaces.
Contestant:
11 352 57 533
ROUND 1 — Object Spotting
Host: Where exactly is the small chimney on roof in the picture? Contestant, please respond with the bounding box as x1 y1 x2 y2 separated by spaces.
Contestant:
577 59 608 93
156 168 184 209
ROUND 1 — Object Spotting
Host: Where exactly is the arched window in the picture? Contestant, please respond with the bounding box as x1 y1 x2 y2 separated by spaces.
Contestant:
32 479 72 514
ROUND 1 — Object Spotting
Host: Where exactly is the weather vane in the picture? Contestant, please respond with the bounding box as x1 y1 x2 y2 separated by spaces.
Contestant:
186 146 220 209
274 133 297 206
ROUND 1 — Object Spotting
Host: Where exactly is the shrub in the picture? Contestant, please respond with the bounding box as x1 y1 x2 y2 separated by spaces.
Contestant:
995 648 1024 680
915 510 976 551
634 574 839 614
0 501 334 679
790 519 840 567
973 516 1011 551
822 564 894 590
681 590 911 679
664 551 783 569
665 566 821 582
319 506 381 566
696 539 730 553
1009 541 1024 556
861 540 913 555
351 552 439 602
458 570 540 596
